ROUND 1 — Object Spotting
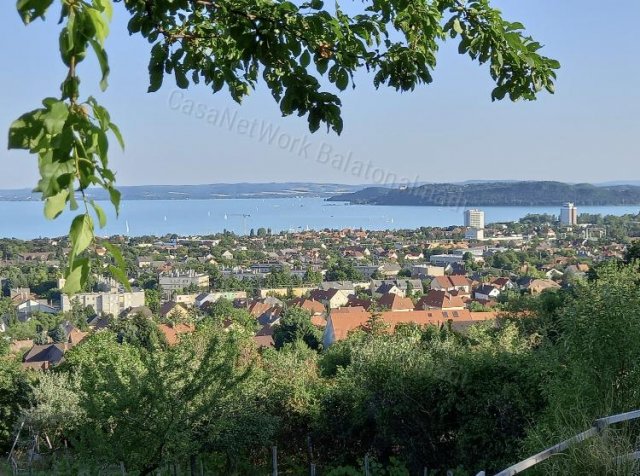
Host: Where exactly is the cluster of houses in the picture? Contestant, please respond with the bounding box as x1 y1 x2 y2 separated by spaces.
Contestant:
3 218 621 371
154 273 562 350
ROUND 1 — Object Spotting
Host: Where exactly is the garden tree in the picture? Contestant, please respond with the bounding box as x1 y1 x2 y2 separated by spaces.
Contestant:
397 268 412 278
527 263 640 445
624 241 640 263
303 268 323 284
111 313 167 351
34 329 50 345
22 372 86 450
10 0 558 293
258 341 324 468
61 326 261 474
314 322 543 473
66 298 93 330
273 306 323 350
0 338 8 357
144 288 160 313
363 305 388 336
462 251 475 270
0 297 16 323
468 300 491 312
0 359 31 452
325 258 363 282
405 279 414 296
205 296 235 319
205 299 256 331
48 323 68 343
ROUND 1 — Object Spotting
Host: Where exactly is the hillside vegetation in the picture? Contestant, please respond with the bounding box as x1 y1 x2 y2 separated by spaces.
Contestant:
329 182 640 206
3 262 640 474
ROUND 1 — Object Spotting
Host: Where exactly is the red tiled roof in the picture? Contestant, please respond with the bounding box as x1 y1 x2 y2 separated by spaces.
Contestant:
290 298 325 315
311 315 327 327
377 293 414 311
158 323 195 346
254 334 275 348
415 290 466 310
327 308 496 342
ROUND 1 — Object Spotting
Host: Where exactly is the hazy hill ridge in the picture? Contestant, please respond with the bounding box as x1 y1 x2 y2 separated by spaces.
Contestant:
0 183 365 201
328 181 640 206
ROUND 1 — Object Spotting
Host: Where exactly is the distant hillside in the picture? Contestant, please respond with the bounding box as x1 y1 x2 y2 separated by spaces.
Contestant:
0 183 366 201
328 182 640 206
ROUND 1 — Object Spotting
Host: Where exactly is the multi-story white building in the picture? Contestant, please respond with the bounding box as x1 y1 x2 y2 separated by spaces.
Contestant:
61 290 145 316
560 202 578 226
465 228 484 240
464 209 485 229
159 270 209 292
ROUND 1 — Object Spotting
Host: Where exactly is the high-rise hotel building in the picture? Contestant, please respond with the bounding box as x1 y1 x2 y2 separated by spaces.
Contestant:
560 202 578 226
464 209 485 229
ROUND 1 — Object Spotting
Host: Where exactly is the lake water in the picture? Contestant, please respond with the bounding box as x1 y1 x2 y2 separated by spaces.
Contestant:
1 198 638 239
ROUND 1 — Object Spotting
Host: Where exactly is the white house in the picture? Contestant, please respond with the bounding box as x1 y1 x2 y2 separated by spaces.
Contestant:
16 300 58 321
474 285 501 301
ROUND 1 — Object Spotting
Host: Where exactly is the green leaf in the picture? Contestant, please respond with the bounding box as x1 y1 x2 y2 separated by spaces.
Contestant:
89 38 110 91
68 184 78 210
316 58 329 75
109 122 124 150
336 69 349 91
69 213 94 261
91 200 107 228
108 186 121 215
175 67 189 89
104 242 130 291
8 109 46 151
44 189 69 219
453 18 463 35
491 85 508 101
62 257 90 295
42 100 69 135
16 0 54 24
108 265 131 292
86 7 109 45
300 50 311 68
103 242 126 270
148 43 168 92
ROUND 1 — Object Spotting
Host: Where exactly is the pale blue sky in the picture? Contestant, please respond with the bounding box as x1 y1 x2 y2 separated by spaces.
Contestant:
1 0 638 188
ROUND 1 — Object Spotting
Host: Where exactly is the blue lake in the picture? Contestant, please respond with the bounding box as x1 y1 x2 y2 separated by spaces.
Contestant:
1 198 639 239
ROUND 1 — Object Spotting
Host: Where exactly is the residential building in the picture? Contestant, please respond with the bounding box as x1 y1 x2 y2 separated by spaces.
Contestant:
411 265 445 278
560 202 578 226
415 290 466 310
159 270 209 293
429 254 465 266
474 284 501 301
465 228 484 240
159 301 190 319
377 293 414 311
521 278 562 294
464 209 485 229
309 288 353 309
195 291 247 308
22 343 68 370
61 290 145 316
258 286 315 298
430 275 472 294
16 299 58 321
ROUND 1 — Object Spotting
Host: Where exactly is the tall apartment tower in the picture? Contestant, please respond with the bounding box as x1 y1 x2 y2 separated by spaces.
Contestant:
560 202 578 226
464 209 485 229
